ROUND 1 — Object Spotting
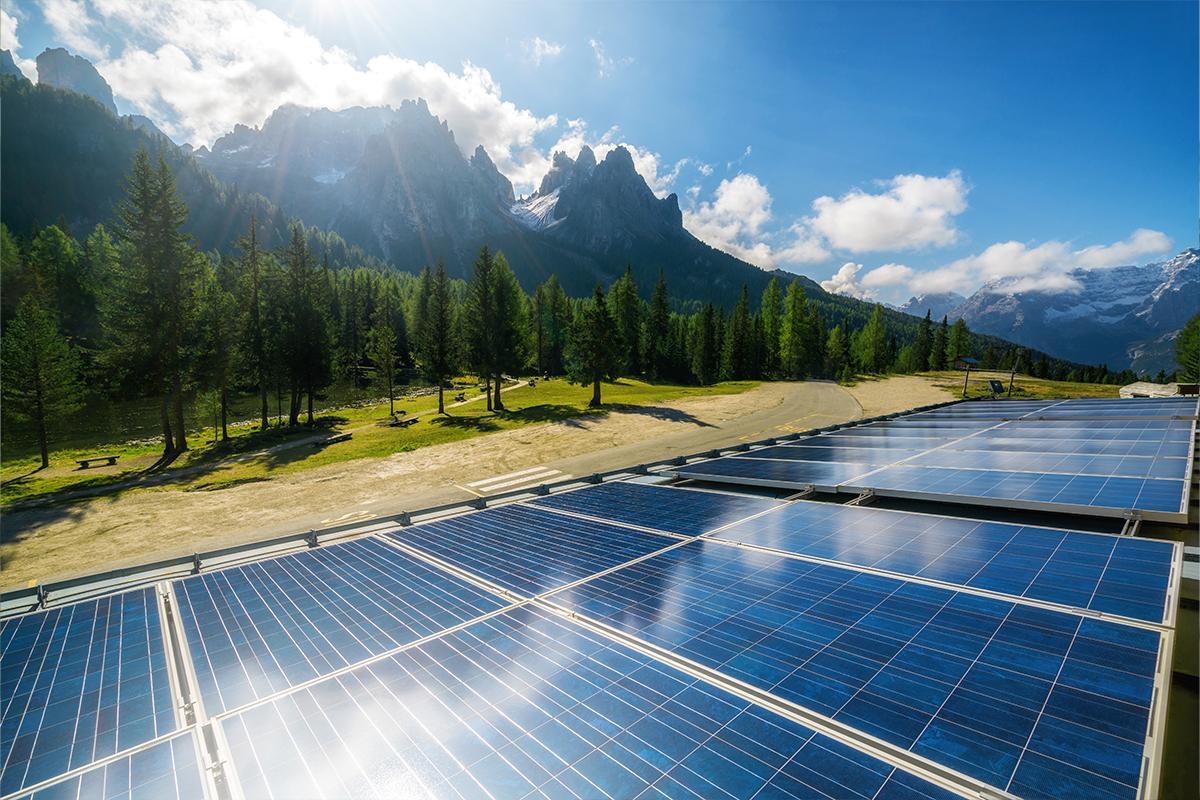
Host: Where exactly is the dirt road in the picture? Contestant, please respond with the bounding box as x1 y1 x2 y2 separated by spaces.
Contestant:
1 377 951 588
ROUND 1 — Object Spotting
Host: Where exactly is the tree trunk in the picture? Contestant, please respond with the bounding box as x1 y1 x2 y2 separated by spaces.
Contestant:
388 374 394 416
37 416 49 469
220 386 229 440
260 382 269 430
160 393 175 461
485 376 492 411
590 378 602 408
438 382 445 415
493 373 505 411
289 383 300 426
307 389 314 426
172 376 188 453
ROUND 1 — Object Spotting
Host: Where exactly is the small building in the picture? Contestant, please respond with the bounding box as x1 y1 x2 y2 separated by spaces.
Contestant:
953 356 980 370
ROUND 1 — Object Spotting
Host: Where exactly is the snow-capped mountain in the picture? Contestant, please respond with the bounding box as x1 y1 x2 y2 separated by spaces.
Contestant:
897 292 966 321
940 250 1198 373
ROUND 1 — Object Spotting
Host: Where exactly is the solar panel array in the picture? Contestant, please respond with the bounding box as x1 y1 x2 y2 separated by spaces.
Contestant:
0 399 1186 800
673 397 1198 521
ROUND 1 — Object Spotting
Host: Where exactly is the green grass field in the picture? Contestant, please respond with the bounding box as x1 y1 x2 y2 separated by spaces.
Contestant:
923 370 1121 400
0 378 759 505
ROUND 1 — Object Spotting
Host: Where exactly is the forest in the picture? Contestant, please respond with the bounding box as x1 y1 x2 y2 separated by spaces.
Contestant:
2 149 1151 469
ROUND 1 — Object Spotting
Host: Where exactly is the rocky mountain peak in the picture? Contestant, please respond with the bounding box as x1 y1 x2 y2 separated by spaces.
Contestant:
575 145 597 175
36 47 116 115
470 145 515 206
1 49 27 81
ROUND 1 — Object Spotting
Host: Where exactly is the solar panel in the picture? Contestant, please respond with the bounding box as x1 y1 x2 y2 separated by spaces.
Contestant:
389 504 678 597
848 465 1186 520
530 481 780 536
550 540 1164 799
7 732 206 800
738 444 919 464
220 605 959 800
950 436 1191 458
907 449 1190 480
172 536 509 716
788 435 958 450
706 500 1177 623
1 588 176 796
674 456 877 489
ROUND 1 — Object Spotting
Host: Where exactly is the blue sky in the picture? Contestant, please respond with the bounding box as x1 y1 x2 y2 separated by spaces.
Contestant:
2 0 1194 301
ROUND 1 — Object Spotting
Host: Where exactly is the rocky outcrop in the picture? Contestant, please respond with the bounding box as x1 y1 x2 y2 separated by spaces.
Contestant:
36 47 116 114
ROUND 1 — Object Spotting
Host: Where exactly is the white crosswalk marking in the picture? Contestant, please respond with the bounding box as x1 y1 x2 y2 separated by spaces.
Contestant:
460 467 569 494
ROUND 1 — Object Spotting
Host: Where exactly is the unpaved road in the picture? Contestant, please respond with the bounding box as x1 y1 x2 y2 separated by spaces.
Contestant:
1 377 951 588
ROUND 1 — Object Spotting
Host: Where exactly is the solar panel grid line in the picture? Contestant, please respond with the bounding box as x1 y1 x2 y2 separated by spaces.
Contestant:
695 521 1177 633
152 584 190 731
375 525 541 601
528 499 693 542
0 729 211 800
531 598 993 800
1139 628 1176 800
549 541 1166 799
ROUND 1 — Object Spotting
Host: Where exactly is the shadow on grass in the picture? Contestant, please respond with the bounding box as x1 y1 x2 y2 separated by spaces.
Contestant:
427 414 503 433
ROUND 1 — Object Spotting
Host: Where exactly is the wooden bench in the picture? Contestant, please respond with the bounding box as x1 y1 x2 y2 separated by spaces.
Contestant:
317 432 353 446
77 455 119 469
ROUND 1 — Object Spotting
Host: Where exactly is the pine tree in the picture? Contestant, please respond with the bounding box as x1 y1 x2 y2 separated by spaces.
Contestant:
779 280 809 379
367 306 399 416
912 311 933 373
280 224 332 425
947 318 969 365
803 306 825 377
195 261 237 440
720 285 752 380
1176 313 1200 382
418 261 458 414
465 246 499 411
2 296 83 467
609 265 642 375
646 270 670 379
488 253 528 411
760 277 782 377
691 304 720 385
928 316 949 371
236 215 271 428
855 305 889 373
566 284 619 407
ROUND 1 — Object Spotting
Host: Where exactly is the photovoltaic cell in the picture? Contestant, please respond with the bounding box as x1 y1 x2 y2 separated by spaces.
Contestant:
906 449 1189 480
737 444 918 465
707 500 1176 623
9 733 205 800
673 456 877 488
221 605 958 800
551 541 1162 800
530 481 779 536
390 504 677 597
788 435 963 450
1 588 176 796
172 536 508 716
852 465 1186 516
945 437 1191 458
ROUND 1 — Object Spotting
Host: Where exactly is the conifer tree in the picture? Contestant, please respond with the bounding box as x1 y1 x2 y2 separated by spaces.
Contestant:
609 265 642 375
855 304 889 373
488 253 528 411
236 215 271 428
2 296 83 468
1176 313 1200 382
947 318 969 365
928 315 949 371
646 270 670 379
720 285 752 380
779 280 809 379
367 306 399 416
760 277 782 377
691 304 720 385
913 310 933 373
418 261 458 414
566 284 619 407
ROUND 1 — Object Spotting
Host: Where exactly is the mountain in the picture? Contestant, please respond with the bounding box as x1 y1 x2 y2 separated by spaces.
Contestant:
897 292 966 321
945 250 1198 373
0 49 25 80
35 47 117 115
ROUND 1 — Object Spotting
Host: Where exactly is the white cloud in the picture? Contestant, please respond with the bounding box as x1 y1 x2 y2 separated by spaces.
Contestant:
588 38 632 78
821 262 874 299
521 36 562 66
1074 228 1172 268
1 6 37 79
41 0 108 59
861 263 914 289
726 145 751 170
806 171 969 253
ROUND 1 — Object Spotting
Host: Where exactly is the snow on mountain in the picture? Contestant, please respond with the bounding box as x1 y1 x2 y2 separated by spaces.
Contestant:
510 188 562 230
897 292 966 321
950 249 1198 373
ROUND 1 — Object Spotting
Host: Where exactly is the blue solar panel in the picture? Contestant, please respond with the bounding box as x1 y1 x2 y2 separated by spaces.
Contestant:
173 536 508 716
220 605 958 800
908 449 1189 479
739 444 916 464
390 504 677 596
982 422 1193 440
707 500 1176 623
1 589 176 796
9 733 205 800
852 465 1186 516
674 456 877 488
950 436 1190 458
788 435 951 451
551 541 1162 799
530 481 779 536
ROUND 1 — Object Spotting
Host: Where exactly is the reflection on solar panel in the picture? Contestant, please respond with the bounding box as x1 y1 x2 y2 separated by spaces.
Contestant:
173 536 508 715
951 436 1190 458
1 588 176 796
674 456 877 488
907 449 1189 479
707 500 1176 623
221 605 958 800
8 733 206 800
853 465 1186 519
390 504 677 596
738 444 918 464
789 434 961 450
550 540 1164 799
530 480 779 536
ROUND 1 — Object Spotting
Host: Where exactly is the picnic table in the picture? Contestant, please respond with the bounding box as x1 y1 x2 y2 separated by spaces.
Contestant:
77 455 119 469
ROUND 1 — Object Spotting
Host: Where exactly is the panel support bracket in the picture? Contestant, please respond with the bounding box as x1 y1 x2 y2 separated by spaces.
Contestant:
846 488 875 507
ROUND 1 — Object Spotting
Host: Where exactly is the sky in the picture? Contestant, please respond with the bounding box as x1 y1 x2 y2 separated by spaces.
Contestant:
1 0 1195 303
